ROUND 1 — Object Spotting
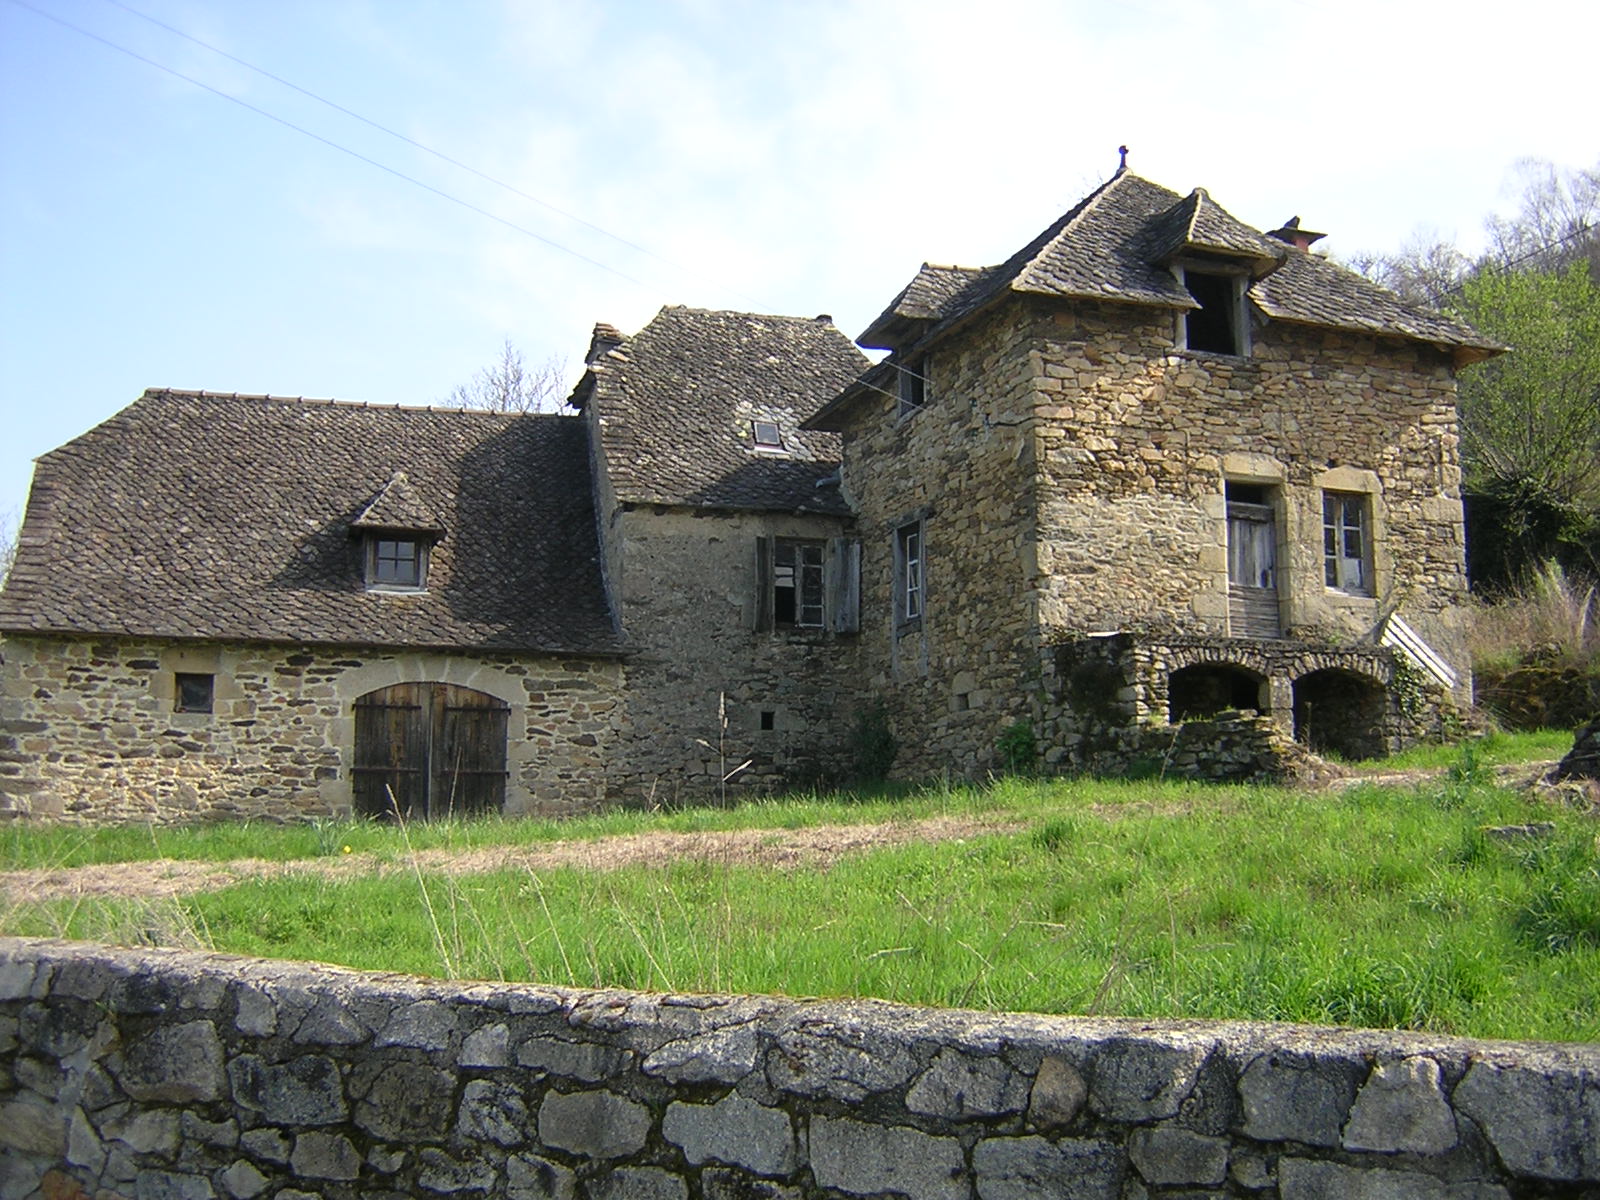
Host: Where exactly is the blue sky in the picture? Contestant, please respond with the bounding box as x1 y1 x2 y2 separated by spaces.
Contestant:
2 0 1596 528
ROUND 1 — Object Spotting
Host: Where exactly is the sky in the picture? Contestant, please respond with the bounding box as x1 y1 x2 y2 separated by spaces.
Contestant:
2 0 1597 528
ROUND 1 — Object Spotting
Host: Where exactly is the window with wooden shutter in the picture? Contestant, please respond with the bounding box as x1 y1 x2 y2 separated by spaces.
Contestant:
827 537 861 633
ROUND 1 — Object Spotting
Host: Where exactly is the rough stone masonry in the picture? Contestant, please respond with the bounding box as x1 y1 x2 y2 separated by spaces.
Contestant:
2 938 1597 1199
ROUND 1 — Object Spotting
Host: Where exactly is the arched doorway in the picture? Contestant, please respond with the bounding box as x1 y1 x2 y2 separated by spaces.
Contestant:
1169 663 1266 721
352 683 510 818
1292 669 1389 761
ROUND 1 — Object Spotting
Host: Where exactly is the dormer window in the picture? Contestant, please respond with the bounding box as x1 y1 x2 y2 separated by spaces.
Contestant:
752 420 785 451
350 470 443 595
368 537 426 590
1182 270 1248 356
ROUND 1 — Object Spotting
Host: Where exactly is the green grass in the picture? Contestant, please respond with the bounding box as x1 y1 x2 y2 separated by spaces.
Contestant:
5 760 1597 1042
1347 727 1569 771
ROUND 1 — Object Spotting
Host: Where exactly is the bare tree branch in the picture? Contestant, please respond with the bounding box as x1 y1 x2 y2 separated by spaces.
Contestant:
445 340 571 414
0 507 17 590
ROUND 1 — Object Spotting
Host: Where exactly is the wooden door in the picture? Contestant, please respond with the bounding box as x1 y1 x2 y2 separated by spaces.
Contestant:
1227 500 1281 638
352 683 509 819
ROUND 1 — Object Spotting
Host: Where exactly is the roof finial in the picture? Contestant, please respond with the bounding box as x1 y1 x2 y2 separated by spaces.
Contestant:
1117 145 1129 173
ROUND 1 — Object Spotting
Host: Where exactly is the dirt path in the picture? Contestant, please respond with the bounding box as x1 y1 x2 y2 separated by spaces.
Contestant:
0 815 1018 906
3 760 1570 907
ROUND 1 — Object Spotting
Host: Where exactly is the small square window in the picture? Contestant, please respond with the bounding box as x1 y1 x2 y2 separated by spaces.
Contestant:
897 356 929 416
752 420 784 450
366 536 427 590
759 710 776 731
175 673 214 713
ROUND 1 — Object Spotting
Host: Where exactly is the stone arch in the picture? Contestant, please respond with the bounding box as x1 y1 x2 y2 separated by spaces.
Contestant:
323 653 534 818
1292 667 1391 761
352 681 510 819
1168 663 1268 721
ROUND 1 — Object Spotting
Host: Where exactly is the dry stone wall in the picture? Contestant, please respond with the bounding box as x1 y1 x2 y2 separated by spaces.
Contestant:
0 636 623 824
1029 304 1470 698
835 306 1043 781
3 938 1597 1199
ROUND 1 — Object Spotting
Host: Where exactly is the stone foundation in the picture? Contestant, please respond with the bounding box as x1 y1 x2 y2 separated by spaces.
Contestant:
2 938 1596 1198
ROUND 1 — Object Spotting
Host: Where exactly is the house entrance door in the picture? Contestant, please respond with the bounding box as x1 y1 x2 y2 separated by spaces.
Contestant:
352 683 510 819
1227 491 1281 638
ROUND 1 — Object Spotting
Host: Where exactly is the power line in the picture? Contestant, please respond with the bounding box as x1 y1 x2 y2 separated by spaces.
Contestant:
97 0 706 281
9 0 663 293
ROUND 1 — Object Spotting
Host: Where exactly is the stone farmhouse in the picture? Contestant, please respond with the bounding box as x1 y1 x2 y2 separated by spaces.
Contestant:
0 169 1501 823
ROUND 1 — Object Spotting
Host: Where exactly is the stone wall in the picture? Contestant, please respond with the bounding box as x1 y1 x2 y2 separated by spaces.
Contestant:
0 636 624 824
1029 303 1471 700
605 507 863 802
3 938 1596 1199
834 305 1044 781
831 291 1473 783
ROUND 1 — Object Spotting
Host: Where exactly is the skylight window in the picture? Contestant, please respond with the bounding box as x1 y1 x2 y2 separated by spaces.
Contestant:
752 420 784 450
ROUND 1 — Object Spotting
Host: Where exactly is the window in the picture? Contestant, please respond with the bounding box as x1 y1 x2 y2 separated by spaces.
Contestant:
753 536 860 633
774 540 826 627
175 672 214 714
897 355 929 416
751 420 784 450
897 522 923 623
1323 492 1372 595
367 536 426 590
1182 270 1246 355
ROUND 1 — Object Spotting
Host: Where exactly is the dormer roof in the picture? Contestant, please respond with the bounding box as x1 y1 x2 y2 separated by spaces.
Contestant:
351 470 445 536
1144 187 1287 278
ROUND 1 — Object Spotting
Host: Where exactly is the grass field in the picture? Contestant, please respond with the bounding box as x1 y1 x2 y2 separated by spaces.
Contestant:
3 729 1595 1043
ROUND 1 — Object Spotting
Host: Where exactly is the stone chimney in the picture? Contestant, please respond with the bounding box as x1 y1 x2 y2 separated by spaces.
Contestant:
1267 216 1326 252
585 322 624 364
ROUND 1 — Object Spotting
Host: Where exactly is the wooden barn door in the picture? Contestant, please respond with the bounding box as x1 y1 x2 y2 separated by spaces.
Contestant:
352 683 509 819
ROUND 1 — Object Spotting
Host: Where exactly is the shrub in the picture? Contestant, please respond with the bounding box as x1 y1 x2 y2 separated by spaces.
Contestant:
850 702 897 783
996 720 1038 775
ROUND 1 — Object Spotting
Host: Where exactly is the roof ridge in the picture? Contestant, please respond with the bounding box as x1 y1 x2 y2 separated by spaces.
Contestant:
661 304 837 325
1182 187 1207 244
137 388 573 418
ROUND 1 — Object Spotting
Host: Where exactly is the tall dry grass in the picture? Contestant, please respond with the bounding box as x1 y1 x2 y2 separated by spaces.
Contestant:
1467 561 1599 673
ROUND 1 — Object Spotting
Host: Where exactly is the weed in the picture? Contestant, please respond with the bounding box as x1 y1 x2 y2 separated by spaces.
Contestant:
996 721 1038 775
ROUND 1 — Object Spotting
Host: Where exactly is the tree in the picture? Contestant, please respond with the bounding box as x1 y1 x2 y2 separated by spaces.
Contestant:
1483 158 1600 280
1350 158 1600 587
1346 233 1472 309
445 340 570 414
1449 262 1600 583
0 508 16 589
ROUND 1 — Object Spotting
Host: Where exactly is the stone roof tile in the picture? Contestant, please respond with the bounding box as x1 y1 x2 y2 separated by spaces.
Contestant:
351 470 445 533
807 171 1502 429
0 390 624 655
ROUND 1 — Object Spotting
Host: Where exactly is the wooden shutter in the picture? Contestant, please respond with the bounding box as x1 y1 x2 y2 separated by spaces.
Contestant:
827 537 861 633
753 536 773 632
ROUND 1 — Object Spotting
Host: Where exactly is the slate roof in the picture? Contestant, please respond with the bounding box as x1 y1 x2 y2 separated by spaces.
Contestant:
571 306 868 514
351 471 445 534
0 390 625 655
811 171 1502 428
